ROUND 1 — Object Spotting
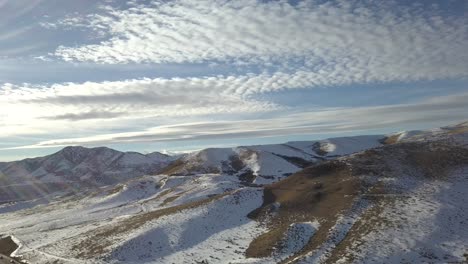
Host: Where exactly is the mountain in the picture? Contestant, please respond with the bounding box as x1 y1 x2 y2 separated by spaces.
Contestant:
0 146 173 202
247 135 468 263
161 135 384 184
0 121 467 264
0 135 384 204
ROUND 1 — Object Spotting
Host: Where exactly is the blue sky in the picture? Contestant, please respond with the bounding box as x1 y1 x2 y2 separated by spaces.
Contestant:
1 0 468 161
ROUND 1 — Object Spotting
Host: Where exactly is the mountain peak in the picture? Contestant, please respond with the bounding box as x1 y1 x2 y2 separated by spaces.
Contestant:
60 145 116 152
47 145 124 169
58 145 121 156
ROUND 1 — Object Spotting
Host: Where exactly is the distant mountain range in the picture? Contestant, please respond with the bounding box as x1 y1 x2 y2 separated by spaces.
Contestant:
0 135 384 202
0 147 173 201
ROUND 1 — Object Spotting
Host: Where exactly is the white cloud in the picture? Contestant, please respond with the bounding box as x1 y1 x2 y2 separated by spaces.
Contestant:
52 0 468 85
6 90 468 149
2 0 468 156
0 67 389 139
2 68 347 137
0 74 286 137
2 67 389 138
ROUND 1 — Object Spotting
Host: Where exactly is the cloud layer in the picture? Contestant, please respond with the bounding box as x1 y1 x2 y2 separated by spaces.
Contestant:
0 75 284 137
1 0 468 157
53 0 468 85
6 90 468 149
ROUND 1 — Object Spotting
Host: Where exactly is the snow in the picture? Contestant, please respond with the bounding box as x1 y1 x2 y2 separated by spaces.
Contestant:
88 176 166 210
9 235 23 258
276 221 320 260
387 128 452 143
177 146 301 183
0 172 262 263
253 151 300 181
248 144 313 160
388 130 424 143
0 147 173 203
108 188 266 264
339 168 468 263
0 198 49 214
286 135 383 157
0 123 466 263
173 134 386 182
296 199 372 264
186 148 236 169
317 135 384 156
165 174 242 207
236 147 260 174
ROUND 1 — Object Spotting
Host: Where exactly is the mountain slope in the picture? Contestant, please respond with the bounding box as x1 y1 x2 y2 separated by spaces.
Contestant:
0 122 467 263
246 125 468 263
161 135 384 184
0 146 173 202
0 135 384 203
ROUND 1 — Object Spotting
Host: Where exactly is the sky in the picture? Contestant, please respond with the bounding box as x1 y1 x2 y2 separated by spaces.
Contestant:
0 0 468 161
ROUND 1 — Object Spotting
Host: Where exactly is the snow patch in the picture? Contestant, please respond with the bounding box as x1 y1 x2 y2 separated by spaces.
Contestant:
276 221 320 260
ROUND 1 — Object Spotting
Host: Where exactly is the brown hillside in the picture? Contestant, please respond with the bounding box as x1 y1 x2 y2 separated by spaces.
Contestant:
246 140 468 261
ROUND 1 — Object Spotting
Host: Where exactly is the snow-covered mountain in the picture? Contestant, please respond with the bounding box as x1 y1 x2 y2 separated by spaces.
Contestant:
0 146 173 202
382 121 468 145
0 122 467 264
0 146 173 185
0 135 384 202
161 135 384 184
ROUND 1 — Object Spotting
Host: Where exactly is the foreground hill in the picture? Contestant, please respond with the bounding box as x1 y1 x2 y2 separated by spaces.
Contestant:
247 140 468 263
0 122 467 263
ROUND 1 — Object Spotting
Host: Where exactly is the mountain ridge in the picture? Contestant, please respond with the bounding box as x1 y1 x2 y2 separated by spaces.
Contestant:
0 146 173 202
